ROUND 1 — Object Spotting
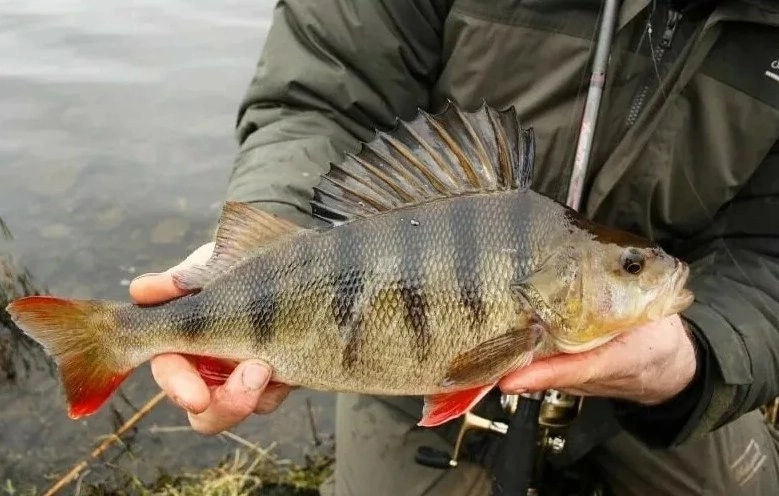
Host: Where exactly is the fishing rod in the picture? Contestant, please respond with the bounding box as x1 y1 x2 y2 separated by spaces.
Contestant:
415 1 622 494
492 1 620 494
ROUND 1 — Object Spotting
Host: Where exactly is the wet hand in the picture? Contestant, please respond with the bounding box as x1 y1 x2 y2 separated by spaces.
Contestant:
499 314 697 405
128 242 292 435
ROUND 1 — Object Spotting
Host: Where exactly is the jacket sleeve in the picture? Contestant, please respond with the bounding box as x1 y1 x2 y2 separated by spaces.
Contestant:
615 139 779 446
225 0 450 227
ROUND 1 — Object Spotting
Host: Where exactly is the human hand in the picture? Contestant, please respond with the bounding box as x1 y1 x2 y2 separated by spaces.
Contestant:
129 242 292 434
498 314 697 405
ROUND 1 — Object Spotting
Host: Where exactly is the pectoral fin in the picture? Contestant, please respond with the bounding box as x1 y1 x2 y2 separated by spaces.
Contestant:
419 384 495 427
417 325 544 427
440 326 543 387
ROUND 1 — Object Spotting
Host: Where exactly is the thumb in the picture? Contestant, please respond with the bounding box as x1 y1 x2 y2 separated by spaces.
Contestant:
129 242 215 304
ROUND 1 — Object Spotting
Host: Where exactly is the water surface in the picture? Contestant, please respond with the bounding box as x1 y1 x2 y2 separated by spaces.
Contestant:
0 0 335 489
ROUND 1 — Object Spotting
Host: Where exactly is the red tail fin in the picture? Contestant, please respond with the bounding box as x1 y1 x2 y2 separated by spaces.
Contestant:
5 295 133 419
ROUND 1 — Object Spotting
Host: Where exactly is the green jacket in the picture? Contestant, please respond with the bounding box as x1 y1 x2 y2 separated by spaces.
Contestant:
225 0 779 448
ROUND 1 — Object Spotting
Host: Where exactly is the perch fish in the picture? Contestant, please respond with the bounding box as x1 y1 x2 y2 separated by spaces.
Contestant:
5 102 694 427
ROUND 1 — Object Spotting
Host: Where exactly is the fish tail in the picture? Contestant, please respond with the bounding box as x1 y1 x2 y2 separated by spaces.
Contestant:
5 295 134 419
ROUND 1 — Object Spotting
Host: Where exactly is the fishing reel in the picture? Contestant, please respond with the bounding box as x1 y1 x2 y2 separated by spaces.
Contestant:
414 389 584 494
416 392 779 495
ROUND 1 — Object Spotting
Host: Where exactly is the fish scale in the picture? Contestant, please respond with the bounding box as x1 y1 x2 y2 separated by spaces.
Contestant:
5 101 694 427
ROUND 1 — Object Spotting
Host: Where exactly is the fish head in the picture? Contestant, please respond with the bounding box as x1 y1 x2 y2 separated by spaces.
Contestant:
535 218 695 353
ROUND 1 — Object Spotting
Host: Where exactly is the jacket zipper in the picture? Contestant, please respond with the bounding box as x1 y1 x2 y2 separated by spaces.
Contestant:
625 8 683 127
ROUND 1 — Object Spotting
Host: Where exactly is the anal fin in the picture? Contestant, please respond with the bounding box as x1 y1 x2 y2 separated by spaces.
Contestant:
186 355 237 386
187 355 286 391
419 384 496 427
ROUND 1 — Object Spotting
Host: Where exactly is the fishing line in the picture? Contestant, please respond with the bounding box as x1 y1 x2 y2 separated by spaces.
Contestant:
642 2 772 421
635 1 653 57
645 2 765 310
646 0 669 104
676 139 769 313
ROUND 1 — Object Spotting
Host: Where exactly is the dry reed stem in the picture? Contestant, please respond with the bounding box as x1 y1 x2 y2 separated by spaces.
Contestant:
41 390 167 496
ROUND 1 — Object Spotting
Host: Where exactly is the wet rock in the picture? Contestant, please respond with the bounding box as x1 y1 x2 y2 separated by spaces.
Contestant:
24 163 85 196
96 206 124 230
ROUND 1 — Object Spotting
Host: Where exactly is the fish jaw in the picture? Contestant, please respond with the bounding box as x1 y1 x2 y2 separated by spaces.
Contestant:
645 259 694 321
552 329 623 354
669 288 695 314
668 262 694 314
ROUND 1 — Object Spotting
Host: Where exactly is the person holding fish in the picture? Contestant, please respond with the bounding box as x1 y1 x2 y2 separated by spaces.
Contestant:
7 0 778 495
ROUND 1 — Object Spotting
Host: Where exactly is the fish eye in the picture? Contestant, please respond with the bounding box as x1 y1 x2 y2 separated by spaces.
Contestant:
621 249 645 275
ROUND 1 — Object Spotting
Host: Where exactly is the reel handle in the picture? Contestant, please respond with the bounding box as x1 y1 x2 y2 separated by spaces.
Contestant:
491 392 543 495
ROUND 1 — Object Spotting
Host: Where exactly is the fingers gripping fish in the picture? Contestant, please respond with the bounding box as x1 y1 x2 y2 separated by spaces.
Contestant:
5 102 694 427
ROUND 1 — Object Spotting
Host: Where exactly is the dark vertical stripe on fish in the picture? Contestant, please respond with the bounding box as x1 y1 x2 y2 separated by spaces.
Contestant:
290 231 315 275
335 267 366 370
341 325 363 370
397 210 432 362
333 267 365 327
244 259 279 348
331 224 367 370
506 192 537 284
171 292 213 340
448 197 486 329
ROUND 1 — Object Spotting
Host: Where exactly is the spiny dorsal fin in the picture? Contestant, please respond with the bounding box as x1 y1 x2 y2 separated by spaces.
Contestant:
172 201 302 291
311 100 535 226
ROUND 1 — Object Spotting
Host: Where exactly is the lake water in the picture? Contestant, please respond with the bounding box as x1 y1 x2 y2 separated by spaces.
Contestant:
0 0 334 489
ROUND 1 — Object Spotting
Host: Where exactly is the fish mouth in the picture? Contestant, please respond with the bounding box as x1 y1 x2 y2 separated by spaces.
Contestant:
667 260 694 314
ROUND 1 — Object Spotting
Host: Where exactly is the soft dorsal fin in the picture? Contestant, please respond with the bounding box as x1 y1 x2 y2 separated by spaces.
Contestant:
172 201 302 291
311 100 535 226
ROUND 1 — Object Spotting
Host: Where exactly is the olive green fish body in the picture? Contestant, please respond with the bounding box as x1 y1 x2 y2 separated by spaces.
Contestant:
121 188 573 395
6 102 694 424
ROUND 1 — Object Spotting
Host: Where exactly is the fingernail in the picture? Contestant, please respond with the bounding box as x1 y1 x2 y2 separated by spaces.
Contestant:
242 363 270 391
500 381 526 395
132 272 160 282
